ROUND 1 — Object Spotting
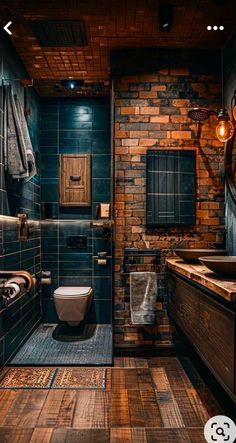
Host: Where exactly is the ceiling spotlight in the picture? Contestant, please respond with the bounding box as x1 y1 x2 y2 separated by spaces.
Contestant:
219 25 224 30
207 25 212 30
60 79 85 90
159 4 174 32
213 25 218 30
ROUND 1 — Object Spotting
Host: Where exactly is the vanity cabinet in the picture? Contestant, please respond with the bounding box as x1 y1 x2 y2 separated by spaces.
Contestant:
167 270 236 400
168 273 200 347
199 296 235 392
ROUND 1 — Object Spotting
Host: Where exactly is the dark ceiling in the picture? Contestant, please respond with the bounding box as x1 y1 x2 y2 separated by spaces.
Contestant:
0 0 235 96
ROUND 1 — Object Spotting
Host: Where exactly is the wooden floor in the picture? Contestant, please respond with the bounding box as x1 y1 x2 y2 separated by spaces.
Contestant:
0 357 223 443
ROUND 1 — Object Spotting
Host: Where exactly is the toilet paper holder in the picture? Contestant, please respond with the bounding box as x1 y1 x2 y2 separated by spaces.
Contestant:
0 270 37 308
37 271 52 285
93 252 111 266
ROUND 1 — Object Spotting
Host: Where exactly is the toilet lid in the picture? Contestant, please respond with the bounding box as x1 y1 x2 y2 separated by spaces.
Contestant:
54 286 92 297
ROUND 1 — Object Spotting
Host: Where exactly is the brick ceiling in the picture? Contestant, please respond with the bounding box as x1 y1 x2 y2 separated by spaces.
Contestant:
0 0 235 96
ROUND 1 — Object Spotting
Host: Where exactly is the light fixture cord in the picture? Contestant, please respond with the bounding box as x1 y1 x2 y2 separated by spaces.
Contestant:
221 43 224 108
218 0 224 110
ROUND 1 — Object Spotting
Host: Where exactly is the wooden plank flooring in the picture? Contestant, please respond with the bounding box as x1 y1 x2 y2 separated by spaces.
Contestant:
0 357 223 442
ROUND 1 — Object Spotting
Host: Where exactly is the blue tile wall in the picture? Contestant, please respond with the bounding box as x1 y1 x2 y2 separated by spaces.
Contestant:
40 98 112 324
0 33 41 366
0 37 112 363
40 98 111 220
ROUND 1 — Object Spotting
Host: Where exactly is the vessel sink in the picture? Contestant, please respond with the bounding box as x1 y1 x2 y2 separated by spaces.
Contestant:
174 249 227 263
199 256 236 276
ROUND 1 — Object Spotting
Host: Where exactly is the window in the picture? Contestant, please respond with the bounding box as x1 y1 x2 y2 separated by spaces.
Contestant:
146 149 196 227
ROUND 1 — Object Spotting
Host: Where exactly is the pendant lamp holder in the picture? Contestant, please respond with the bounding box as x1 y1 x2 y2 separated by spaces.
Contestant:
188 106 235 143
231 90 236 122
217 108 231 121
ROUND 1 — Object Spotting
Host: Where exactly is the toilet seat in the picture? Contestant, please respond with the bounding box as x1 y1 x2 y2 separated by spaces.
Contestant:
53 286 93 326
54 286 92 298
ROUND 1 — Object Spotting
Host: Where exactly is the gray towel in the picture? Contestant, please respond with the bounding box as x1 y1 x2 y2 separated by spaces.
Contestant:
4 85 36 182
130 272 157 324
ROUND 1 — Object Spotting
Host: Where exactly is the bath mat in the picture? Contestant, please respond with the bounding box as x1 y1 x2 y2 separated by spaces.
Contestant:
0 367 56 389
52 323 97 342
52 367 106 389
11 324 112 365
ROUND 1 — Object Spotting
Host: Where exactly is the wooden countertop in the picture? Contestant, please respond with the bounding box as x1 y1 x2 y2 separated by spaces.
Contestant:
166 257 236 303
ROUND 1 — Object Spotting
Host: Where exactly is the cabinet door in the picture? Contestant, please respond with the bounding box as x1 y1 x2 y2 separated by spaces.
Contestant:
168 273 200 347
60 154 91 206
199 296 235 392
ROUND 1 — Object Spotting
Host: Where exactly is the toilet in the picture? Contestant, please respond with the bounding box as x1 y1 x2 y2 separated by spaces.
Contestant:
53 286 93 327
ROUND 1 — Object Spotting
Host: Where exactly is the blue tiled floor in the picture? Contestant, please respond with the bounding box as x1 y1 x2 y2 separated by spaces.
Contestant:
11 324 113 365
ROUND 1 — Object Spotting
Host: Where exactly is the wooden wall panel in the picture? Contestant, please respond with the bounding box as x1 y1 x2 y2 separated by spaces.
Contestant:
59 154 91 206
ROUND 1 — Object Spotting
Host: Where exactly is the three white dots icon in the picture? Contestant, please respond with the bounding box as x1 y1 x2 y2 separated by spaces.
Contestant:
207 25 224 30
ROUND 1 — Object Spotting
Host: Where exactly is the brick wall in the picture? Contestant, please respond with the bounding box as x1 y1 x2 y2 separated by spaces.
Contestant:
113 67 225 348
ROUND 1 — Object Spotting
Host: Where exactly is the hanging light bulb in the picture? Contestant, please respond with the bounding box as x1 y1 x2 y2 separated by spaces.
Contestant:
215 109 234 142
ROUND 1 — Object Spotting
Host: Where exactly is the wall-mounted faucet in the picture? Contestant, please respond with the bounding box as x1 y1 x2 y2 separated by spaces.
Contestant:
17 213 33 241
90 219 114 240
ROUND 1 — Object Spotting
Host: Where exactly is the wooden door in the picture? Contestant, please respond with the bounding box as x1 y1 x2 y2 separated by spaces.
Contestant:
60 154 91 206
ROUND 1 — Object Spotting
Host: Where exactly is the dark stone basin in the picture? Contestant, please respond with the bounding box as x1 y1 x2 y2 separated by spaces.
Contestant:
174 249 227 263
199 256 236 276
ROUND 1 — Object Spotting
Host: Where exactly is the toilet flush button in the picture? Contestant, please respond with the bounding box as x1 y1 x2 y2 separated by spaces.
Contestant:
3 21 12 35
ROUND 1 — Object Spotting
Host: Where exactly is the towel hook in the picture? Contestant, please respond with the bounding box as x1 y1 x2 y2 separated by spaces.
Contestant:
2 79 33 118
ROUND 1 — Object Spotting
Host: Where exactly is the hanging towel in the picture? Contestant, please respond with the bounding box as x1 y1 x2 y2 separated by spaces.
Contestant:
130 272 157 325
3 85 36 182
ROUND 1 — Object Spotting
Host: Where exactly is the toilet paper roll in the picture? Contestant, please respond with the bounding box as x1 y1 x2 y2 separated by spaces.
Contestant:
7 276 26 287
41 278 52 285
4 282 21 298
97 259 107 266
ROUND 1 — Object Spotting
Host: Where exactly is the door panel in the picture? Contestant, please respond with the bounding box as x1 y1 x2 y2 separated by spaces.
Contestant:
60 154 91 206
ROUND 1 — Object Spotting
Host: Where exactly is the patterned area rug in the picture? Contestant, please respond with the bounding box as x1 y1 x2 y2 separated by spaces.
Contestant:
52 367 106 389
11 324 112 365
0 367 56 389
